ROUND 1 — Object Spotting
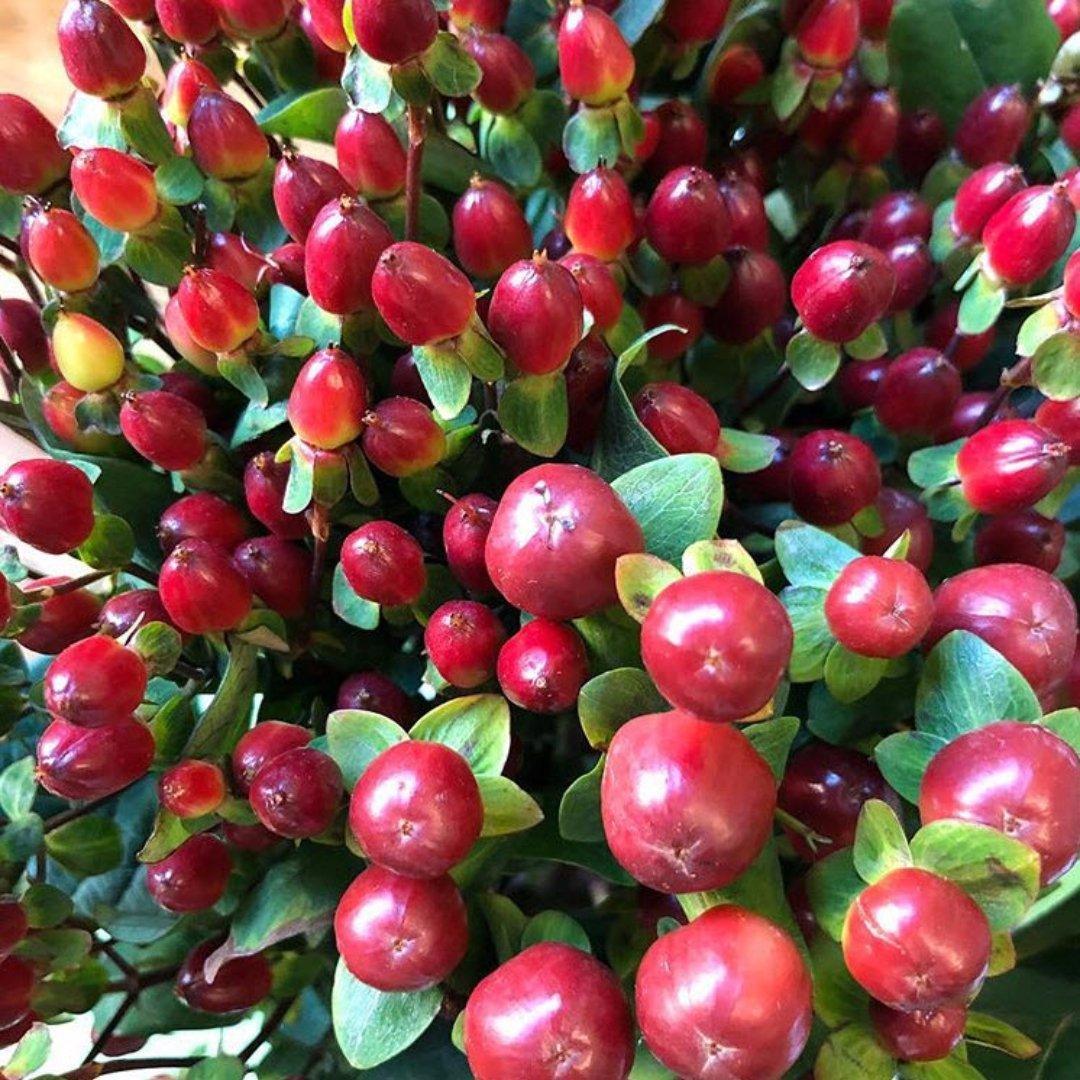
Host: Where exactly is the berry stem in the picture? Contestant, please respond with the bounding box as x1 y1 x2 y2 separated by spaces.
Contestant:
405 104 428 242
240 995 296 1062
33 569 111 598
232 70 267 111
738 362 791 421
774 807 832 853
974 356 1033 431
307 503 330 624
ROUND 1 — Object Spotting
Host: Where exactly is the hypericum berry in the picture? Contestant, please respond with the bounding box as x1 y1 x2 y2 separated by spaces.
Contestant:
98 588 176 640
244 452 308 540
957 419 1069 514
372 241 477 345
337 672 414 724
843 88 900 166
982 184 1076 286
465 943 634 1079
449 0 509 31
463 31 535 114
158 493 249 556
177 267 260 354
496 618 589 714
1049 0 1080 37
603 711 775 891
565 335 614 452
0 957 34 1030
641 571 792 722
272 152 351 244
637 905 812 1080
926 301 996 373
268 240 306 291
350 741 482 877
41 382 118 454
350 0 438 64
159 759 227 819
485 464 644 621
0 298 49 373
632 382 721 456
974 510 1065 572
188 90 269 180
926 563 1077 697
0 459 94 555
442 493 497 595
791 241 896 343
155 0 218 44
719 175 769 250
44 635 147 728
884 236 935 312
558 0 635 106
233 536 312 619
452 177 533 280
648 99 708 175
361 397 447 477
921 721 1080 886
707 248 787 344
824 555 934 659
788 429 881 526
341 521 426 607
335 866 468 990
794 0 860 68
869 1001 966 1063
36 716 154 800
250 746 343 838
334 110 406 199
305 0 350 51
951 163 1027 243
159 539 253 633
859 0 894 38
843 867 991 1011
232 720 311 795
897 108 948 181
642 292 705 362
558 253 622 333
564 167 636 263
955 84 1030 168
837 357 888 411
71 147 158 233
425 600 507 688
120 390 208 472
214 0 290 39
874 348 961 436
24 207 99 293
708 42 767 106
162 297 214 374
487 255 584 375
287 348 368 450
58 0 146 98
0 95 70 195
161 56 219 127
206 231 271 295
645 166 731 266
147 834 232 913
19 578 101 655
175 940 272 1015
661 0 731 43
51 312 124 394
861 190 932 248
0 903 26 961
1035 396 1080 464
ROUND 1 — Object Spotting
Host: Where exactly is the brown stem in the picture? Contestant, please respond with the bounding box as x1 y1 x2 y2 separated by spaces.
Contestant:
405 104 428 243
84 992 137 1065
65 1057 201 1078
974 356 1033 431
240 997 295 1062
232 70 267 111
33 570 111 599
306 503 330 626
44 789 128 833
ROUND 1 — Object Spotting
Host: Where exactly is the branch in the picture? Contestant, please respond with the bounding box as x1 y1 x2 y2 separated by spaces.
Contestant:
405 104 428 242
240 997 295 1062
32 570 111 599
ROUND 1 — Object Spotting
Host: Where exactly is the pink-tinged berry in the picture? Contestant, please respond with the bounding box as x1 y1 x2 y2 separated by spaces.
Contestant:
24 207 99 293
957 419 1069 514
0 95 71 195
955 84 1030 168
159 539 253 633
558 0 635 106
788 429 881 526
1035 396 1080 464
0 459 94 555
158 493 249 555
341 521 427 607
334 110 406 199
58 0 146 98
564 166 636 262
287 348 368 449
425 599 507 688
452 177 533 280
19 578 102 655
633 382 721 456
98 588 177 639
37 716 154 800
215 0 291 39
361 397 447 477
305 0 350 51
161 57 220 128
982 184 1076 286
350 0 438 64
861 190 932 248
884 236 935 313
559 253 622 332
496 618 589 714
120 391 208 472
188 91 269 181
71 148 158 233
146 834 232 913
273 152 351 244
662 0 731 43
843 88 900 165
44 635 147 727
159 759 227 819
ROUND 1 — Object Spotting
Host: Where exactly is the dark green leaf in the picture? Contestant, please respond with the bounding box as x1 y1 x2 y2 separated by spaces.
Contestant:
45 817 123 878
257 88 348 141
874 730 948 804
775 521 858 588
21 884 74 930
483 113 542 187
521 911 591 953
558 757 605 843
1032 331 1080 401
811 934 869 1028
744 716 800 783
421 32 482 96
815 1023 895 1080
185 641 258 758
498 372 568 458
123 225 191 288
807 848 864 940
562 105 622 174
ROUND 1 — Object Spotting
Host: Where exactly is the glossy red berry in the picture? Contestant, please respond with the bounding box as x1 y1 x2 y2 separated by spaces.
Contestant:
558 0 635 106
233 536 312 619
662 0 731 42
176 940 272 1014
1049 0 1080 36
789 429 882 526
232 721 311 795
443 494 497 595
58 0 146 98
558 253 622 332
350 741 482 877
637 905 812 1080
496 618 589 714
982 184 1076 286
869 1001 966 1063
920 721 1080 886
272 153 351 244
791 241 896 343
159 539 253 633
335 866 468 990
884 236 935 313
452 177 533 280
24 207 99 293
159 759 227 819
957 419 1069 514
642 292 704 362
161 56 220 127
564 167 636 262
0 904 26 961
794 0 860 68
215 0 290 39
955 84 1030 168
147 834 232 913
449 0 509 31
719 175 769 250
0 459 94 555
465 943 634 1079
486 464 644 621
244 452 308 540
334 110 406 199
951 163 1027 243
974 510 1065 573
843 88 900 165
1035 396 1080 464
71 147 158 233
304 0 349 50
36 717 154 800
341 521 426 607
707 248 787 344
250 746 343 838
645 166 731 266
19 579 101 655
632 382 721 456
837 357 888 412
0 298 50 373
861 191 932 249
425 600 507 688
206 231 271 295
120 391 208 472
874 348 961 436
155 0 219 44
464 31 536 114
98 589 176 641
361 397 447 477
350 0 438 64
44 635 147 728
287 348 368 450
177 267 261 353
0 95 70 195
188 91 269 181
708 43 767 106
158 493 249 555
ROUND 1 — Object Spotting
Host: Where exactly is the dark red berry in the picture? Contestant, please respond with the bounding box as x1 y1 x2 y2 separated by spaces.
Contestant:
565 335 614 452
884 236 935 313
120 391 208 472
791 241 896 343
273 152 351 244
232 720 311 795
350 0 438 64
1035 396 1080 464
155 0 218 44
159 539 253 634
147 834 232 913
158 493 249 555
874 348 961 436
341 521 427 607
443 494 497 595
645 166 731 266
788 429 881 526
425 600 507 688
496 618 589 714
983 184 1076 286
305 197 395 316
955 84 1030 168
632 382 721 456
249 746 343 838
336 673 414 724
870 1001 966 1063
159 759 227 819
0 298 50 373
244 452 308 540
37 717 154 800
975 510 1065 573
0 95 70 195
642 292 704 362
861 190 932 248
463 31 535 114
176 939 272 1014
0 957 34 1030
0 904 26 961
44 635 147 728
926 301 996 373
707 248 787 344
951 163 1027 243
452 177 532 280
0 459 93 555
837 357 888 412
707 44 767 107
897 108 948 181
233 536 312 619
558 253 622 333
843 88 900 166
19 579 101 655
215 0 290 39
860 488 934 572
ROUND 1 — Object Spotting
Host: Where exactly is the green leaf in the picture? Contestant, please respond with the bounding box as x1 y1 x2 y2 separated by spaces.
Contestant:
118 86 174 165
498 372 568 458
815 1023 896 1080
185 641 258 758
807 848 865 941
332 959 442 1070
45 817 123 878
773 50 814 121
342 46 394 112
1032 331 1080 401
77 513 135 570
911 819 1041 931
959 270 1006 335
230 399 289 449
787 330 842 390
853 799 913 883
520 911 591 953
185 1058 244 1080
0 757 36 821
615 552 681 624
477 892 527 962
783 585 834 682
332 563 381 630
421 31 482 96
0 815 43 866
410 695 510 776
477 775 544 836
715 429 781 474
682 537 763 580
327 709 408 789
57 92 125 152
422 131 489 194
562 105 622 174
482 113 542 187
123 224 191 288
21 884 73 930
908 439 963 490
578 668 665 750
678 255 730 306
1017 301 1064 357
558 757 605 843
3 1024 50 1079
611 454 724 564
915 630 1041 741
154 157 204 205
137 808 203 864
506 811 633 885
874 730 948 804
845 324 888 360
811 934 869 1028
824 643 888 704
965 1012 1041 1059
295 295 342 348
775 521 858 588
413 344 472 421
1041 708 1080 754
257 87 348 142
744 716 800 783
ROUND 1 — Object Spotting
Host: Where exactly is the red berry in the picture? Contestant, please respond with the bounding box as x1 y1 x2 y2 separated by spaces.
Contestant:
465 943 634 1079
372 241 477 345
708 43 767 107
305 0 350 51
350 741 482 877
41 383 117 454
250 746 343 838
350 0 438 64
161 56 220 128
837 357 888 412
334 110 406 199
860 487 934 571
564 167 636 262
146 834 232 913
159 759 227 818
870 1002 966 1063
0 95 70 195
1035 396 1080 464
565 335 615 452
661 0 731 42
272 152 351 244
155 0 218 44
642 292 705 362
71 147 158 233
951 163 1027 243
0 957 34 1030
159 539 253 633
485 464 644 621
58 0 146 98
176 939 272 1014
859 0 894 39
36 716 154 800
843 867 991 1010
897 108 948 181
335 866 467 990
120 391 208 472
19 578 101 655
215 0 290 39
645 166 731 266
794 0 860 68
233 536 312 619
188 91 269 181
44 635 147 728
884 236 935 313
788 429 881 526
632 382 721 456
874 348 961 436
0 459 94 555
98 588 177 640
0 298 50 373
982 184 1076 286
955 84 1030 168
719 175 770 250
341 521 427 607
425 600 507 688
287 347 368 449
974 510 1065 573
496 618 589 714
443 493 497 595
232 721 311 795
957 419 1069 514
336 673 414 724
926 563 1077 696
463 31 535 114
557 0 635 106
0 904 26 961
707 248 787 344
206 231 272 295
361 397 447 477
926 301 996 373
244 452 309 540
268 240 306 291
449 0 509 32
452 177 533 280
558 253 622 333
24 207 99 293
920 721 1080 886
791 241 896 343
158 493 249 555
647 100 708 175
843 88 900 165
861 190 932 248
177 267 260 353
636 905 812 1080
